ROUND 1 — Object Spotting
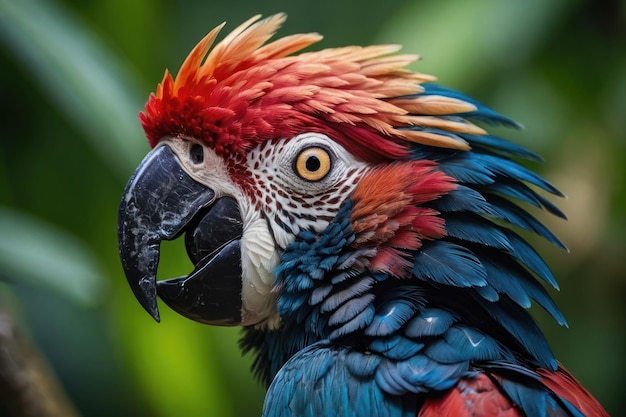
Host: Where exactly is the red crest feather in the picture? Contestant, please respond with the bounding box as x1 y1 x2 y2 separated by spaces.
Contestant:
140 14 480 161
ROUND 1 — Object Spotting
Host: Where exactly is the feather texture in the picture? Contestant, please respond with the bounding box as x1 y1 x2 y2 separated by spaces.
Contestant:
139 14 495 162
137 14 607 417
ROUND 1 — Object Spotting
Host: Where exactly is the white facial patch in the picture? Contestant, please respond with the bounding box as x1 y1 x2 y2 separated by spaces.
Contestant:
246 132 370 249
239 203 281 328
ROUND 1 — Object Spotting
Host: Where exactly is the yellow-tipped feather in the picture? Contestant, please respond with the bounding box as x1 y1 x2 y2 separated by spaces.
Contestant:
389 96 478 115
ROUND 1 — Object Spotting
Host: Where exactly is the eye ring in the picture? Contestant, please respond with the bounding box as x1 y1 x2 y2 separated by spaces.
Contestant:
294 146 332 182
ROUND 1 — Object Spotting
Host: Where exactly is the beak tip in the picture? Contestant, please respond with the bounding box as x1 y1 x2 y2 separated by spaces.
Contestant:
132 281 161 323
147 303 161 323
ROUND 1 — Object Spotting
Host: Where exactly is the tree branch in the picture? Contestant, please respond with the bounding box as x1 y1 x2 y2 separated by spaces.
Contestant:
0 307 80 417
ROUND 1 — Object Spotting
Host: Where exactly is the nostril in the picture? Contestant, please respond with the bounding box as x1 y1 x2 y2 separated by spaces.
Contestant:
190 143 204 164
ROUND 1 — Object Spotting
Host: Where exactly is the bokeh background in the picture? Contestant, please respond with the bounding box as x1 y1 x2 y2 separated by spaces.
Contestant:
0 0 624 415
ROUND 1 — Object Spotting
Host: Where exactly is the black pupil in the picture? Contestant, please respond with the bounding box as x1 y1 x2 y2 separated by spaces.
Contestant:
305 155 321 172
190 144 204 164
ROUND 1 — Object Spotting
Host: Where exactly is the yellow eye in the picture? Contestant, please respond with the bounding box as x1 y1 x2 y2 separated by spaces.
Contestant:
294 147 332 181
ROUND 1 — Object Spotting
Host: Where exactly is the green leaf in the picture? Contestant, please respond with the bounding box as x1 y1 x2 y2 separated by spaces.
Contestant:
0 0 148 177
0 206 106 305
377 0 570 87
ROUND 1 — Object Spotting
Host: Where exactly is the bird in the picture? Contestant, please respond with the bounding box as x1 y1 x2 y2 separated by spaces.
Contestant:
117 13 608 417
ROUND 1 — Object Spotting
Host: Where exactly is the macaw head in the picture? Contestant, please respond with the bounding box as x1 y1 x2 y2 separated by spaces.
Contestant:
118 14 565 343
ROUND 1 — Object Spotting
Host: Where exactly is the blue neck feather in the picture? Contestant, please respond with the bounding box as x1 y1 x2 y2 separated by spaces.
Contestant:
242 84 566 395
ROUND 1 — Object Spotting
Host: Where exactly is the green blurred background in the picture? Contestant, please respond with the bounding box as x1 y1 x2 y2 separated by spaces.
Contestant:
0 0 624 415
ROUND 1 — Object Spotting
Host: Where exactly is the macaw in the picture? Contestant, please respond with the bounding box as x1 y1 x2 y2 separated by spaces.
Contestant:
117 14 608 417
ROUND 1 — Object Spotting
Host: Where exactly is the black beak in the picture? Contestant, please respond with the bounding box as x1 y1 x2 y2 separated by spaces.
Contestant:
117 144 243 324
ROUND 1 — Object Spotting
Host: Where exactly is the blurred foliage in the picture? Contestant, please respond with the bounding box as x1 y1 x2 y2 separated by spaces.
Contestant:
0 0 624 416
